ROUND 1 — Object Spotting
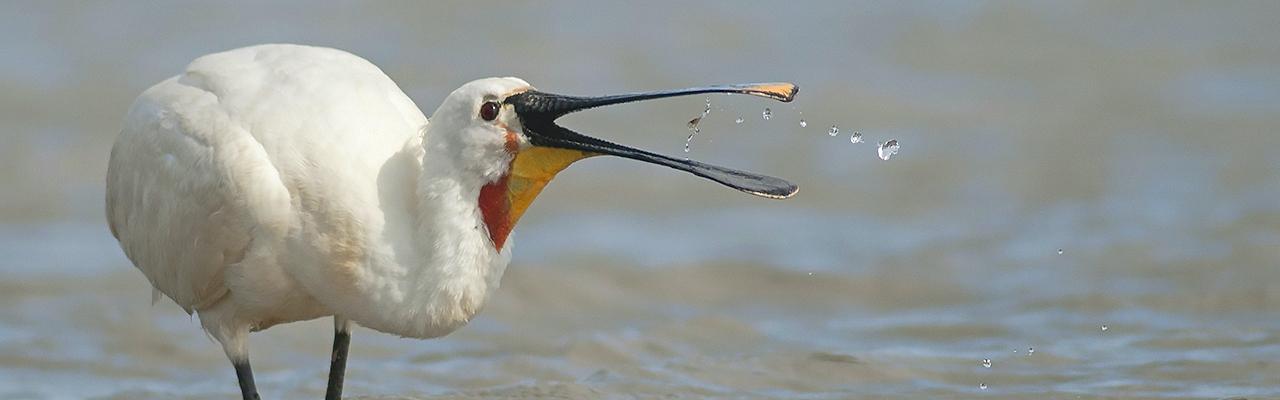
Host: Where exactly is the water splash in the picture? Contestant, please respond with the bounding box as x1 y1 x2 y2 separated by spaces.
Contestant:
850 131 864 144
981 358 991 368
684 118 701 154
735 117 744 124
878 139 900 160
762 107 772 120
684 99 713 154
799 119 807 128
828 125 839 136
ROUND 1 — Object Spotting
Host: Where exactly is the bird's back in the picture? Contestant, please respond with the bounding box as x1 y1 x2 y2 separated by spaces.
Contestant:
107 44 428 313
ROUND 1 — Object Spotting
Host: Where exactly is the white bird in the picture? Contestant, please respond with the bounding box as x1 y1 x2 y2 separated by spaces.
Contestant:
106 44 796 400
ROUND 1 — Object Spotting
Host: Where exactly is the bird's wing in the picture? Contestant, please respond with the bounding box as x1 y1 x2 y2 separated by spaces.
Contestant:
106 74 294 313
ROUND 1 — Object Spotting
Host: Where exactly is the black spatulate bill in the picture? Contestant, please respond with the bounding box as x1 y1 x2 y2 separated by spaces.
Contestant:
505 83 800 199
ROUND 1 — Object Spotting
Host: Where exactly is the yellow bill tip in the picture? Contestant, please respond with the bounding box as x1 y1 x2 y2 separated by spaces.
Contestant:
742 83 799 102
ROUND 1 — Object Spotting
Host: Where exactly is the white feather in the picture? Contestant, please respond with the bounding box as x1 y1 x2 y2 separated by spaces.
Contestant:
107 44 527 360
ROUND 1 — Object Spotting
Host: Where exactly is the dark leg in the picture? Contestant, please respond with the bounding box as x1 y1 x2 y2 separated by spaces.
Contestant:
325 318 351 400
233 359 261 400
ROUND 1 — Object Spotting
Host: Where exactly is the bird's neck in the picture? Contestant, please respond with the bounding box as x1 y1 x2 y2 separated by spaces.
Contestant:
415 131 515 254
337 131 511 339
413 130 513 268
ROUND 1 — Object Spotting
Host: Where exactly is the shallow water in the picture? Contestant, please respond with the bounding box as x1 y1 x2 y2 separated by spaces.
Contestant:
3 2 1280 399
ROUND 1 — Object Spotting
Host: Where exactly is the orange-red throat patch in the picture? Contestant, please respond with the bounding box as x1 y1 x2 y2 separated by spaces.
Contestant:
478 131 596 250
478 174 513 249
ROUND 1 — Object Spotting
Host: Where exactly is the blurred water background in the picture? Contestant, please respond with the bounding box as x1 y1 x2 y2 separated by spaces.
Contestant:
2 1 1279 398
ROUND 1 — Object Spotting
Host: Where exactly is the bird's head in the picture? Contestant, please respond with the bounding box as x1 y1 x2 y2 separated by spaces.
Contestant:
429 77 799 250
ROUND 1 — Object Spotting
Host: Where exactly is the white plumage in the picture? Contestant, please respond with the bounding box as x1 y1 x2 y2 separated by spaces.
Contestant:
108 44 521 362
107 44 796 399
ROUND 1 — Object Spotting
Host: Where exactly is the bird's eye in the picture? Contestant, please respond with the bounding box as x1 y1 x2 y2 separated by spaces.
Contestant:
479 101 500 121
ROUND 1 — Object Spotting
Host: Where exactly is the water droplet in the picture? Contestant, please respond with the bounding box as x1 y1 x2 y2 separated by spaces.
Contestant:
1027 347 1035 355
684 96 712 155
828 125 839 136
979 383 987 390
799 119 807 128
1101 324 1109 332
684 116 703 154
981 358 991 368
850 131 864 144
878 139 900 160
735 117 744 124
762 108 772 120
1057 249 1064 255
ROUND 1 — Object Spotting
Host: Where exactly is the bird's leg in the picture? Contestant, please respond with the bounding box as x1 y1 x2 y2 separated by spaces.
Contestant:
232 359 261 400
325 317 352 400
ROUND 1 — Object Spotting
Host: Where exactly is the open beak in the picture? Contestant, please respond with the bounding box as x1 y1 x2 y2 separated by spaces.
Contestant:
503 83 800 199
